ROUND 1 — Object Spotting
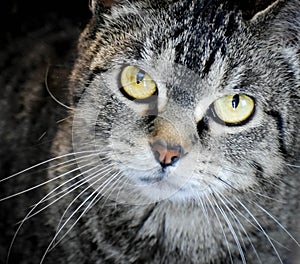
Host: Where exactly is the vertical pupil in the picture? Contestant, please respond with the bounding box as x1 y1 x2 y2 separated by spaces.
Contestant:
136 70 145 84
232 94 240 109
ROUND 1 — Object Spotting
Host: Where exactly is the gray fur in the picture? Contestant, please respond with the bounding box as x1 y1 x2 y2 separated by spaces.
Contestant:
1 0 300 263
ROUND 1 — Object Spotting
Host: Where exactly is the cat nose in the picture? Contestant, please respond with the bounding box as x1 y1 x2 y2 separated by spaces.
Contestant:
151 140 183 168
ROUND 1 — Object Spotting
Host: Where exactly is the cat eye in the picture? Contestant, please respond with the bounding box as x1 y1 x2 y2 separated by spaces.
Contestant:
120 65 157 100
211 94 255 125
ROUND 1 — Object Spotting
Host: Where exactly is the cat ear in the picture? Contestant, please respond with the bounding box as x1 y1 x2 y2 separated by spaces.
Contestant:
89 0 121 13
237 0 283 20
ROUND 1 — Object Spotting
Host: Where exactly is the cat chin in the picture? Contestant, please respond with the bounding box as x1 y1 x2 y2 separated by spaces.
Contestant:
134 182 191 203
124 171 207 203
107 166 190 203
142 190 188 203
134 181 212 204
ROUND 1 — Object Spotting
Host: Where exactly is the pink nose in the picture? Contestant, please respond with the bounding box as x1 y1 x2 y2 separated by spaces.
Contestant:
151 141 182 168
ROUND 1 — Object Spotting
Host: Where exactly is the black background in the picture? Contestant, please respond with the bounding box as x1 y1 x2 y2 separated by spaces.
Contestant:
0 2 92 263
1 0 91 45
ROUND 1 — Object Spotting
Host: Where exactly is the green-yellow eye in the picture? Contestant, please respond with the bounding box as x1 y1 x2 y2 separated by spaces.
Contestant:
120 65 157 100
212 94 255 125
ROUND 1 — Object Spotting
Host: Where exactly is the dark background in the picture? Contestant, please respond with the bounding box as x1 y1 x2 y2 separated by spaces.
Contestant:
1 0 91 46
0 2 91 263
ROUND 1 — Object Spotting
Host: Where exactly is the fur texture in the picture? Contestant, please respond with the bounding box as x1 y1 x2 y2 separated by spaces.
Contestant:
0 0 300 263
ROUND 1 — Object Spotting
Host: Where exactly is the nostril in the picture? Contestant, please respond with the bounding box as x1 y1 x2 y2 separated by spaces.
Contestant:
160 153 180 168
151 140 183 168
171 156 180 164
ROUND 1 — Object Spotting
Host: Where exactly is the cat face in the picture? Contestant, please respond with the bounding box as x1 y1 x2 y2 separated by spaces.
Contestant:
70 0 299 204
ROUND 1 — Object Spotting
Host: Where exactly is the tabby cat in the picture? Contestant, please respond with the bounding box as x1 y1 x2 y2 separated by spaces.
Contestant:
0 0 300 263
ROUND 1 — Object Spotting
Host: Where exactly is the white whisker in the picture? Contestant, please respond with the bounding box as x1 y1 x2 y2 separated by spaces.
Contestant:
56 115 73 124
248 189 284 203
216 191 262 264
210 191 246 264
0 150 103 184
204 192 234 263
5 160 105 264
195 191 212 233
46 152 103 172
286 163 300 168
235 198 284 264
253 202 300 248
114 176 130 204
39 181 102 264
40 157 109 204
41 171 122 263
45 65 73 111
0 158 101 202
96 171 125 207
21 163 108 223
54 165 115 232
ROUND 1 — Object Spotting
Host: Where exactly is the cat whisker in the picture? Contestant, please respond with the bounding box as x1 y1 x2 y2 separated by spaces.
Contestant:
56 114 73 124
46 154 104 176
212 174 240 193
100 172 128 206
215 191 263 264
253 174 282 189
54 165 115 232
285 163 300 168
21 163 109 222
87 171 124 211
253 202 300 248
195 190 212 232
207 167 293 257
0 157 101 202
247 189 284 203
53 168 120 237
5 161 106 264
41 156 110 203
39 182 102 264
234 198 284 264
216 191 287 251
0 150 104 184
45 65 73 111
217 193 261 232
215 164 282 197
38 131 47 141
44 171 122 259
204 192 234 263
114 176 130 205
210 190 246 264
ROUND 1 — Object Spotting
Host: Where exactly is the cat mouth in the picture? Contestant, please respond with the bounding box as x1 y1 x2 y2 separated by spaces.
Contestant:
138 166 175 184
136 174 188 202
137 168 188 191
139 175 164 184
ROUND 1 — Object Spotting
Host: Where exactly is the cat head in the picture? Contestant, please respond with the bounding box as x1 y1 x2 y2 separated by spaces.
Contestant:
89 0 284 20
70 0 299 204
